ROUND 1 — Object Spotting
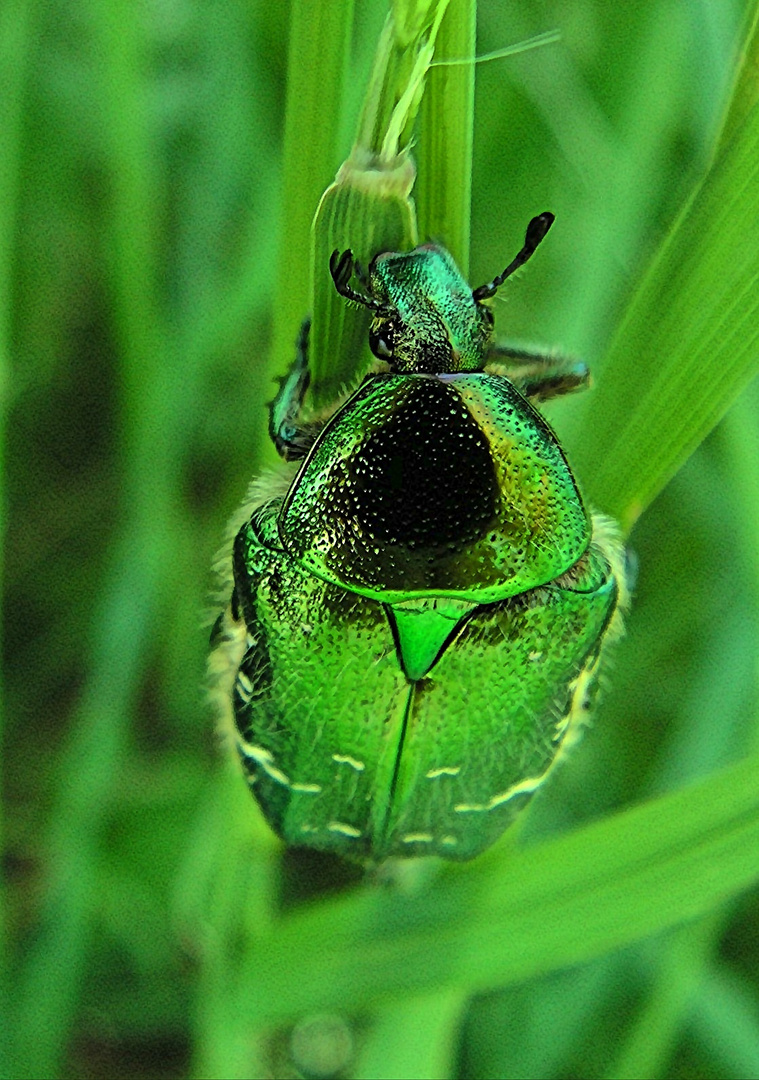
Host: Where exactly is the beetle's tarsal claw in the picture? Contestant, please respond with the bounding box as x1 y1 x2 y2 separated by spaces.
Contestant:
296 316 311 355
329 248 354 291
352 257 370 288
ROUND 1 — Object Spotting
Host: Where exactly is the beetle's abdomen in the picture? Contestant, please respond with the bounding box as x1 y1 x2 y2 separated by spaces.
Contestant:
279 373 589 604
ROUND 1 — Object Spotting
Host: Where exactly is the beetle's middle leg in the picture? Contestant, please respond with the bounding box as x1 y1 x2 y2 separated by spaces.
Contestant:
485 343 590 403
269 317 319 460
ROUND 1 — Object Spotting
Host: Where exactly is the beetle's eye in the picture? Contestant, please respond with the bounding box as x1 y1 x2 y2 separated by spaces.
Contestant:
369 324 395 359
480 305 495 328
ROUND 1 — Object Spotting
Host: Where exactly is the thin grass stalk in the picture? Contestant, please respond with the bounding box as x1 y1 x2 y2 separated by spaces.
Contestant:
308 0 453 405
186 771 281 1079
722 379 759 758
415 0 475 274
0 1 36 1074
715 0 759 156
12 2 172 1074
606 914 726 1080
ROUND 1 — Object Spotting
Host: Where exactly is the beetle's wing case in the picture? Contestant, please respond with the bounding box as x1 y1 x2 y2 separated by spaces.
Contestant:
212 363 628 861
383 521 624 859
220 492 623 861
228 497 414 861
207 467 298 745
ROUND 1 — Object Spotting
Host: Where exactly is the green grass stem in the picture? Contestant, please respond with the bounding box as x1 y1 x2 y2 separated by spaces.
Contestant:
0 3 36 1072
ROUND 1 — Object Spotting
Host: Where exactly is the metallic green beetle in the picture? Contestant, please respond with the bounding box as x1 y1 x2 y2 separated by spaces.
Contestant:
210 213 629 862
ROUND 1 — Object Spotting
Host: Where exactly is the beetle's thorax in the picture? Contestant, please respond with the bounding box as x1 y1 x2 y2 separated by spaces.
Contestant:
369 244 492 374
278 371 590 606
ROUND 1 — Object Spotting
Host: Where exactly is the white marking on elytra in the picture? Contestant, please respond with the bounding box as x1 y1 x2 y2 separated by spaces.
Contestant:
327 821 361 838
291 782 322 794
401 833 434 844
332 754 365 772
454 774 545 814
239 742 291 787
441 836 457 846
426 765 460 779
261 763 290 786
237 671 253 695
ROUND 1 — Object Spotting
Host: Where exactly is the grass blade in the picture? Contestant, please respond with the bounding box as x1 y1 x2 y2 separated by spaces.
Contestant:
266 0 355 452
0 2 36 1074
571 37 759 531
230 748 759 1028
13 2 169 1073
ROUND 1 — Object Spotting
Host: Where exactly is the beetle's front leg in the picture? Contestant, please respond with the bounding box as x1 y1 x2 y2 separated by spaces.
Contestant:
485 343 590 403
269 317 319 460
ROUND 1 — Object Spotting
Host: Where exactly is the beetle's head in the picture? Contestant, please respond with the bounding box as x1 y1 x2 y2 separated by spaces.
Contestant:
329 213 554 376
330 244 492 374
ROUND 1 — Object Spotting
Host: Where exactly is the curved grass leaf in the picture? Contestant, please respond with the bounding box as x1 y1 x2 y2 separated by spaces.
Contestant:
571 85 759 533
232 748 759 1027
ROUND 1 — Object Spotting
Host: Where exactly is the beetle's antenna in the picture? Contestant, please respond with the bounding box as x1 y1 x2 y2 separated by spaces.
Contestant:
472 212 555 301
329 249 389 315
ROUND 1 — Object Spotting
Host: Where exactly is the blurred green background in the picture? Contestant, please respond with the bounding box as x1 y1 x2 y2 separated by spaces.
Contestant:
4 0 759 1077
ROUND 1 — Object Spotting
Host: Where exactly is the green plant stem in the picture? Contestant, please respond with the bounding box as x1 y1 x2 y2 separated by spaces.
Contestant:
606 914 726 1080
722 378 759 756
415 0 475 274
307 0 455 404
716 1 759 156
0 3 36 1073
266 0 355 464
187 773 278 1080
13 3 171 1074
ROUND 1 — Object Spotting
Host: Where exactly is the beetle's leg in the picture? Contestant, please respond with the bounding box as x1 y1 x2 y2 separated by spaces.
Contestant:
484 343 590 402
269 317 317 460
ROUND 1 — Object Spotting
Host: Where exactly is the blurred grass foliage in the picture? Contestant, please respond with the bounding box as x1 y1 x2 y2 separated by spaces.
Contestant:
4 1 759 1078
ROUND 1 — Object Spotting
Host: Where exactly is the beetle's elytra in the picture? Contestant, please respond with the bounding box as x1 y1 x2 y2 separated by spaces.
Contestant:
209 213 629 862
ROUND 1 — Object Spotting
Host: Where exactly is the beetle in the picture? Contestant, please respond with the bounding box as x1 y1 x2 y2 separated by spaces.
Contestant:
209 212 628 862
